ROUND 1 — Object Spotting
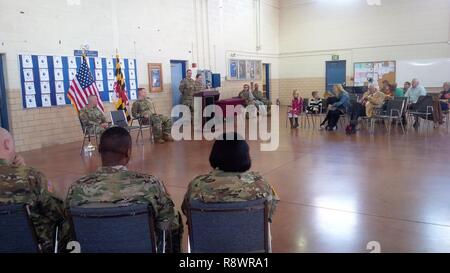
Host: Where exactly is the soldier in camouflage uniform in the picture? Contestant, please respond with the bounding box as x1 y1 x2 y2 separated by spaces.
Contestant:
79 95 109 135
182 132 279 222
65 127 183 253
239 84 271 116
179 69 196 112
0 128 70 253
194 73 205 93
253 83 271 114
131 88 173 144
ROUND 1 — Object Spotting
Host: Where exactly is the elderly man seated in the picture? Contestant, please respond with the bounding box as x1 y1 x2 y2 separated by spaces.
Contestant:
346 84 385 134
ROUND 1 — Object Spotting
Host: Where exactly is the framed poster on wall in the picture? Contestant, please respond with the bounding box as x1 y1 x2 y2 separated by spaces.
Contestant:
229 59 262 81
148 63 163 92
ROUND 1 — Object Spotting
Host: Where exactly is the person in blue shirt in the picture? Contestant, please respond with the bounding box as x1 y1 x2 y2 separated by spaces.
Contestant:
405 78 427 128
320 84 350 131
405 78 427 104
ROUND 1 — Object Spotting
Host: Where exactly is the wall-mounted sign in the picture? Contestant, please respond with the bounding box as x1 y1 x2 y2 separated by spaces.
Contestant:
74 50 98 57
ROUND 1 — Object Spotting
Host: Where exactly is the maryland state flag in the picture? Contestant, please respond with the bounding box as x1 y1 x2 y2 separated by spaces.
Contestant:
114 54 131 122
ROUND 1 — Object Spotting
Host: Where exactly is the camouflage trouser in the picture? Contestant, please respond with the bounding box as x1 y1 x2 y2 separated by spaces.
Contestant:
149 114 172 140
86 125 105 136
251 100 271 114
182 95 194 113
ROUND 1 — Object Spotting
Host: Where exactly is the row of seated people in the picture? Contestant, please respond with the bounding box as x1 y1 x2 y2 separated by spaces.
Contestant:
79 87 173 144
316 80 449 133
237 83 271 115
287 90 323 129
0 127 279 253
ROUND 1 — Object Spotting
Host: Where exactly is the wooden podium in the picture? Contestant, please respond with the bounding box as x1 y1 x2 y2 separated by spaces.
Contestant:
194 90 220 126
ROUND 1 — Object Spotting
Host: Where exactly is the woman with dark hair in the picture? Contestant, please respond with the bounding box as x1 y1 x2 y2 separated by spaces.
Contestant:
181 132 279 222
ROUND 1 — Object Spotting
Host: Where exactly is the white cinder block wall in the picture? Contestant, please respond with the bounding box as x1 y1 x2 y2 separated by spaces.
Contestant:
0 0 280 151
278 0 450 103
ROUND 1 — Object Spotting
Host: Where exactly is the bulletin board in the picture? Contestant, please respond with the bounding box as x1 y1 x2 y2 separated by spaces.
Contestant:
228 59 262 81
19 54 138 109
353 61 396 87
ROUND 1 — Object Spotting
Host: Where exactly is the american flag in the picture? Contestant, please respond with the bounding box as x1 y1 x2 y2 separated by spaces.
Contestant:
67 56 104 112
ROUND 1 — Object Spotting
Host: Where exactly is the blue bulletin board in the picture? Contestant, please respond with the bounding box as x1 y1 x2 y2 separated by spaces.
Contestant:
19 54 138 109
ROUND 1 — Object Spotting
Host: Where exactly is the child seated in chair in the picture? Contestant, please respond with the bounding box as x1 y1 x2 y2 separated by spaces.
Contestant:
306 91 322 114
288 90 303 129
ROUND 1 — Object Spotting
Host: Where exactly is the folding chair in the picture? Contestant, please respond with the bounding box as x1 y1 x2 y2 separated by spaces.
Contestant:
408 96 434 134
68 203 159 253
110 110 149 143
371 99 406 135
0 204 41 253
79 117 99 155
186 199 271 253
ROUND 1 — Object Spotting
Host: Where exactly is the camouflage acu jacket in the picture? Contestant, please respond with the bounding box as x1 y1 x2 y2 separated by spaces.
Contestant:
65 166 181 231
182 169 279 221
179 78 196 97
0 159 69 252
79 106 107 129
131 98 155 118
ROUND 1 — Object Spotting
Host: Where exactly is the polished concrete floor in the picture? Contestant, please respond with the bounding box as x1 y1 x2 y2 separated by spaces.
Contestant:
20 112 450 253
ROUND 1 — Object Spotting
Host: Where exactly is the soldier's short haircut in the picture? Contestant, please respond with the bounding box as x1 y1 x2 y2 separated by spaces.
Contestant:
209 132 251 172
196 73 202 79
99 127 132 160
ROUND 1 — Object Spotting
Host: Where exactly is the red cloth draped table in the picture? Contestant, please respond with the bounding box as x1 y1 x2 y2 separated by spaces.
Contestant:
216 97 246 118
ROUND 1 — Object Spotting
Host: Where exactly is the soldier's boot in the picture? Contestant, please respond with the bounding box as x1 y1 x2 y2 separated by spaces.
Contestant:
163 134 174 142
289 117 294 128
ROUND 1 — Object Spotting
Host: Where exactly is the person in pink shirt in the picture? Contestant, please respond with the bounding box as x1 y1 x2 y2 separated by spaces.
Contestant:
288 90 303 129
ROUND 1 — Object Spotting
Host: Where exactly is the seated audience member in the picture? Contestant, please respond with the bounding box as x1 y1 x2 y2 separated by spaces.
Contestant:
253 83 272 114
391 83 405 97
439 82 450 111
182 132 279 222
382 80 391 95
306 91 323 114
319 84 350 131
79 95 109 134
131 87 173 144
65 127 183 253
346 84 386 134
288 90 303 129
405 78 427 105
431 82 450 124
0 128 70 253
239 84 256 106
405 78 428 128
403 81 411 94
239 84 269 113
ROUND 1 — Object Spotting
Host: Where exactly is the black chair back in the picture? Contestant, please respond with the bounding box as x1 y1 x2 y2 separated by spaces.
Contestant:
187 199 269 253
0 204 40 253
414 95 433 113
110 110 129 128
386 99 405 118
69 203 157 253
302 98 309 112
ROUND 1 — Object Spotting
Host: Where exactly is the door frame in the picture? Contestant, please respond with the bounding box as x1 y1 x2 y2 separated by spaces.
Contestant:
325 60 346 92
263 63 270 100
0 54 9 130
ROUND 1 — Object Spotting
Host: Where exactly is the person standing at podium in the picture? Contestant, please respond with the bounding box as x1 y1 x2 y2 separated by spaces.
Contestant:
179 69 196 112
194 73 205 93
